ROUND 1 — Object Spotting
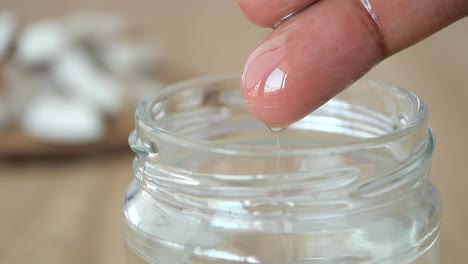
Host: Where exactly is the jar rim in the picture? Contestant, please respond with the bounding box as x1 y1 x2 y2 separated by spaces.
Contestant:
135 72 428 156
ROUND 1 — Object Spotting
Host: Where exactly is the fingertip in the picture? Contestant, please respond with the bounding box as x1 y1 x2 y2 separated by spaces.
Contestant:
241 0 385 126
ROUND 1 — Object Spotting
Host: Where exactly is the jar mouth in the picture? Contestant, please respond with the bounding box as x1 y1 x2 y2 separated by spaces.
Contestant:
135 72 428 157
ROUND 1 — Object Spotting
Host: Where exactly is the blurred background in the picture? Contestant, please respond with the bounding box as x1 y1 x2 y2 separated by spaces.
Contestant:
0 1 466 263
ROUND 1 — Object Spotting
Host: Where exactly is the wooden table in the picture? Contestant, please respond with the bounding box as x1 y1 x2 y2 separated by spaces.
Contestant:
0 1 467 263
0 154 132 263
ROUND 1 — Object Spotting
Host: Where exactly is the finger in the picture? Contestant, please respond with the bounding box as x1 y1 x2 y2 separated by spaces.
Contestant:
242 0 468 127
237 0 318 28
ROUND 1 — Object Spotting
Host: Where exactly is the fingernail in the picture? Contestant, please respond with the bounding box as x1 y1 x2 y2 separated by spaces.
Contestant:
242 31 289 94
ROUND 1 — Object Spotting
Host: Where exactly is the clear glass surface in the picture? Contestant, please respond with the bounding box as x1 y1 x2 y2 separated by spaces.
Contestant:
124 73 441 263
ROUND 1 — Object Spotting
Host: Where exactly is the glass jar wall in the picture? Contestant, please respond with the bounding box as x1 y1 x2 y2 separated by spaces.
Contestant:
124 74 441 264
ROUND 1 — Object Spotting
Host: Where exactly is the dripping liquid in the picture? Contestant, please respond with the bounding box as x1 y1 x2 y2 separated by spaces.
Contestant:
268 125 293 259
267 125 287 175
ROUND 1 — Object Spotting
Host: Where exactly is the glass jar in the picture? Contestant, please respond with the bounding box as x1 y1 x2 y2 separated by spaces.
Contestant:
124 74 441 264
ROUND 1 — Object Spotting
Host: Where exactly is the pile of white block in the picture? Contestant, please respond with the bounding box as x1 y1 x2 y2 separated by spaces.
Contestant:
0 10 164 144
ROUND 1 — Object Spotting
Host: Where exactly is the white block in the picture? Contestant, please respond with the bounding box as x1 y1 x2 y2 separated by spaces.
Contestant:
52 49 123 115
20 95 105 144
16 19 70 66
98 38 163 77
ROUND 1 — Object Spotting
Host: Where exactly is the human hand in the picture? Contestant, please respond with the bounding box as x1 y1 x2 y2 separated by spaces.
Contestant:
239 0 468 127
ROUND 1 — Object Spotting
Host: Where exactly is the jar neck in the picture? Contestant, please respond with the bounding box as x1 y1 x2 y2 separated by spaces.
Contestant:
130 125 433 219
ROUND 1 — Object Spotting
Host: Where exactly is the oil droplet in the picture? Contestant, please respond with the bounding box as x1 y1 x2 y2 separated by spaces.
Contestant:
268 126 287 132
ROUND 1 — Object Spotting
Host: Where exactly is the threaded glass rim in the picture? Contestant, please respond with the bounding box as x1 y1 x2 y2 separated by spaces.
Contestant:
135 72 430 157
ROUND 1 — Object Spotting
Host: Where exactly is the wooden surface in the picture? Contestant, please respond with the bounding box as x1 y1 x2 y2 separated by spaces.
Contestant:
0 1 467 263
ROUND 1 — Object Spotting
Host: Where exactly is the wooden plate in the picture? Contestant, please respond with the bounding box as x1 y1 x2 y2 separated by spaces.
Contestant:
0 106 136 160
